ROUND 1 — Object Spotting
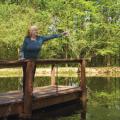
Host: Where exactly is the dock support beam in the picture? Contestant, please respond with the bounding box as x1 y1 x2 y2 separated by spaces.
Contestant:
20 61 35 119
51 64 56 86
79 60 87 120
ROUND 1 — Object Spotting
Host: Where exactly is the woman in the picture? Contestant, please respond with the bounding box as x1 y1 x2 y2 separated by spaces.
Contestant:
21 25 67 95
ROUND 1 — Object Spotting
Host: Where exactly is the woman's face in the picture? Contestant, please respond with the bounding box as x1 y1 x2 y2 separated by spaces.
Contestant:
29 26 38 37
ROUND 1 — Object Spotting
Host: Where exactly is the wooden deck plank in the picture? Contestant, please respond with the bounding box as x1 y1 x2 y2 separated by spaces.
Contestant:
0 85 82 118
0 86 81 104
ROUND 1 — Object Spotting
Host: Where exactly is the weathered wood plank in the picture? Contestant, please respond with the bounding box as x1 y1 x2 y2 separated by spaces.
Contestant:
0 86 82 118
0 59 83 68
23 61 35 118
51 64 56 86
80 60 87 120
33 91 81 110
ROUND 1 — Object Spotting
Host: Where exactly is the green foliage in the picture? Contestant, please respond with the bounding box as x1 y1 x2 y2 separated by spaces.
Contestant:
0 0 119 64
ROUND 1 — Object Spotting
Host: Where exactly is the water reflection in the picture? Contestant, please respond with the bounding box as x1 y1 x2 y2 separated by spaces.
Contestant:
87 77 120 120
0 77 120 120
0 77 80 92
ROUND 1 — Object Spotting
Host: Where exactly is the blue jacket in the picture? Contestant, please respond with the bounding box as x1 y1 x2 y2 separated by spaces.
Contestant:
21 34 61 59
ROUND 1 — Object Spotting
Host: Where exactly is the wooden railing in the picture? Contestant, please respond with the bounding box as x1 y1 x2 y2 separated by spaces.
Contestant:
0 59 87 119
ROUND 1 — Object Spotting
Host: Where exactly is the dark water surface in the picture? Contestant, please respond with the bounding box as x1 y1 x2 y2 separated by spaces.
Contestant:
0 77 120 120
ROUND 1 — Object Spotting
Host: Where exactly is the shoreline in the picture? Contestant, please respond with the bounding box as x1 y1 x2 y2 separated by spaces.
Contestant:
0 67 120 78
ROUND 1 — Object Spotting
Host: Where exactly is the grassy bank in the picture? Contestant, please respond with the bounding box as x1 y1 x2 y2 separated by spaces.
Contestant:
0 67 120 78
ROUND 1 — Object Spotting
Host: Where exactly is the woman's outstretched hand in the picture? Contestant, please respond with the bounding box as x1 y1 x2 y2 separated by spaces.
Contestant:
61 31 69 36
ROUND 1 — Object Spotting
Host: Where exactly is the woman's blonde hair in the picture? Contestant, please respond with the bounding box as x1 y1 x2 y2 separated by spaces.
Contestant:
26 25 38 37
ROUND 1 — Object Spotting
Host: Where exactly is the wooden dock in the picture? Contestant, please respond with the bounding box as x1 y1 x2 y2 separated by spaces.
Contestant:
0 59 87 119
0 86 81 118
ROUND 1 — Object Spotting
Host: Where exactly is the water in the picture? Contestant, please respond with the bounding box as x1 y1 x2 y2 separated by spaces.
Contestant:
0 77 120 120
87 77 120 120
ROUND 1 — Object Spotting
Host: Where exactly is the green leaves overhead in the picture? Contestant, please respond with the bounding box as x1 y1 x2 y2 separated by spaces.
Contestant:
0 0 119 62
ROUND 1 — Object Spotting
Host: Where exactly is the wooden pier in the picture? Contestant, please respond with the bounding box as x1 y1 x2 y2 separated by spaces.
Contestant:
0 59 87 119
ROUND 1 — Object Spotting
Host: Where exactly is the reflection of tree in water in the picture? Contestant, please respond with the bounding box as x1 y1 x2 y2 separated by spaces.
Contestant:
0 77 19 92
87 77 120 109
56 77 80 87
87 77 120 120
113 77 120 108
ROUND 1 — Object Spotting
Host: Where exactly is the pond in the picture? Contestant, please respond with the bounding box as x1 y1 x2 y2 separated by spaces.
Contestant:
0 76 120 120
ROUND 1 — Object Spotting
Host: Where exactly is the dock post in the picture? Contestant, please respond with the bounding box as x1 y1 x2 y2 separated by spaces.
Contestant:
80 59 87 120
51 64 56 86
21 60 35 119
